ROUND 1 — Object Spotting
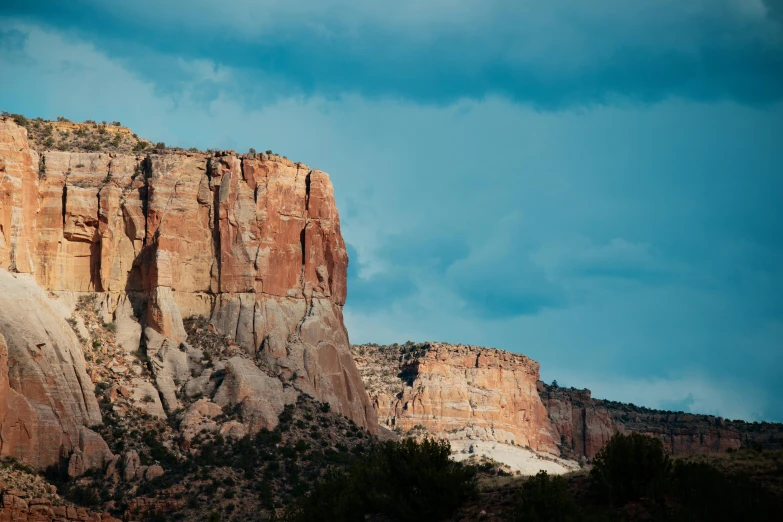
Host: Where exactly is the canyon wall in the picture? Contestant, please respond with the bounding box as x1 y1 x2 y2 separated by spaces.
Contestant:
353 342 783 462
0 117 376 470
354 343 558 454
539 383 783 459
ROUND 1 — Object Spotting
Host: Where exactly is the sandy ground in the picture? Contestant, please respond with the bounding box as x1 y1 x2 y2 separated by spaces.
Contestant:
450 440 580 475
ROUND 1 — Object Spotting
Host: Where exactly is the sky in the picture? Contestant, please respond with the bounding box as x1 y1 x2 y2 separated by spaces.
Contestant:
1 0 782 422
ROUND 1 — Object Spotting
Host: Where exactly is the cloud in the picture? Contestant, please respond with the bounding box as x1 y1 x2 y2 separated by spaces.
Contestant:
0 27 27 52
446 212 566 318
659 393 697 413
3 0 783 108
547 368 770 421
534 237 680 284
346 244 417 310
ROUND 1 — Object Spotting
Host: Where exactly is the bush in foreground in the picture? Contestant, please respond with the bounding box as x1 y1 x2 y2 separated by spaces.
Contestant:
590 432 671 506
511 470 581 522
278 438 477 522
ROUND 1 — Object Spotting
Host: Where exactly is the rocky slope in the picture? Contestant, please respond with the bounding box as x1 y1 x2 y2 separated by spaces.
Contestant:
353 342 558 454
1 459 121 522
0 115 377 480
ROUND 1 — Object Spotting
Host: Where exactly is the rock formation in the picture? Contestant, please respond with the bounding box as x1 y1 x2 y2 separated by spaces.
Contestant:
353 342 783 462
0 271 111 473
539 382 783 459
353 342 558 454
0 116 376 474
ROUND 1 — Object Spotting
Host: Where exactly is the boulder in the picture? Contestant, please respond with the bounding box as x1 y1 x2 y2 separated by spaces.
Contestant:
121 450 141 482
0 271 108 471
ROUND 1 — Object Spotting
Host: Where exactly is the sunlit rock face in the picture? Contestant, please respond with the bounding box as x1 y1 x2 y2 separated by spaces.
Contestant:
0 271 110 472
0 117 377 471
355 342 559 454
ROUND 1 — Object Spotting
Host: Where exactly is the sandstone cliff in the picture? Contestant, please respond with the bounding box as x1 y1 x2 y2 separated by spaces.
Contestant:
0 116 376 472
353 342 558 454
539 382 783 459
353 342 783 463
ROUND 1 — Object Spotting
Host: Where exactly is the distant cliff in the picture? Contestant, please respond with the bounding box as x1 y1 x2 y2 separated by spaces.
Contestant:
353 342 558 454
539 382 783 459
352 342 783 461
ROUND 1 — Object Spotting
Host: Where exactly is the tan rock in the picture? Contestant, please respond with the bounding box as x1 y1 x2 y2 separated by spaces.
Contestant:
539 383 747 458
0 271 107 471
355 342 558 454
144 465 164 481
121 450 141 482
128 378 166 419
114 295 141 354
213 357 297 431
219 421 248 439
179 399 222 440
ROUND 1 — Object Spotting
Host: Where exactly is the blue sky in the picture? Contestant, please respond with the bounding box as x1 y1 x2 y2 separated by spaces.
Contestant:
1 0 782 422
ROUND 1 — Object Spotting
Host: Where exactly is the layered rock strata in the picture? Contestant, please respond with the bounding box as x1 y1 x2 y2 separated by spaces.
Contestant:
0 491 121 522
353 342 783 462
354 343 558 454
0 117 376 471
539 383 783 459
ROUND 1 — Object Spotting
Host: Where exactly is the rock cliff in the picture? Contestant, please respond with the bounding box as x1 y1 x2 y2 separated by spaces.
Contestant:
353 342 783 463
353 342 558 454
539 382 783 459
0 116 376 472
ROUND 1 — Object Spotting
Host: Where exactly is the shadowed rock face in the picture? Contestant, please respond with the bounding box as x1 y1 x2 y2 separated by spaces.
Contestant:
0 117 377 472
354 342 559 454
538 383 783 459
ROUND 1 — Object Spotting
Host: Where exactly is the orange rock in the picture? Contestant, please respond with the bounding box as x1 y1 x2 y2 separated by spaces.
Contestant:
0 116 377 462
364 343 558 454
539 383 749 458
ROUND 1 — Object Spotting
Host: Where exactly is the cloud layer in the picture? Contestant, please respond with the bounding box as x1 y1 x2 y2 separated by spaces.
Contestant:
4 0 783 108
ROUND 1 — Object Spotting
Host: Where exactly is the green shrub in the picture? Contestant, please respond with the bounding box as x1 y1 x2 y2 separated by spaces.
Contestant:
669 460 780 521
279 438 477 522
11 113 28 126
511 471 580 522
590 433 671 505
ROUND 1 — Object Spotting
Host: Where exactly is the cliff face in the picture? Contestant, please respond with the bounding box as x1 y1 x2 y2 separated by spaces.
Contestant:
353 343 558 454
0 117 376 470
539 383 783 459
351 341 782 462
